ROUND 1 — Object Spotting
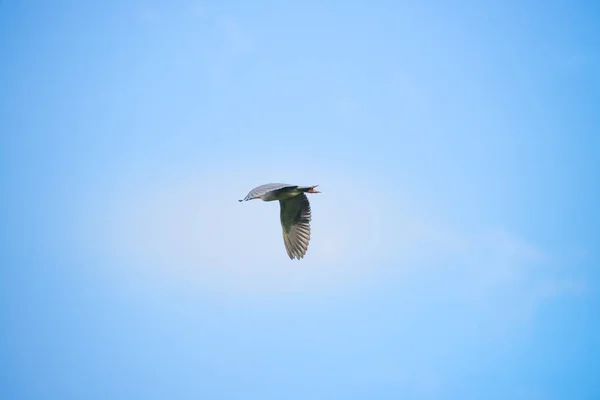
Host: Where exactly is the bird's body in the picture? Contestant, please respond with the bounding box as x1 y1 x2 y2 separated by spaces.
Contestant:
239 183 320 260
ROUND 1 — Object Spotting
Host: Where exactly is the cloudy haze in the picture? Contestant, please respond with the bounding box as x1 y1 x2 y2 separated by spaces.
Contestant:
2 1 599 399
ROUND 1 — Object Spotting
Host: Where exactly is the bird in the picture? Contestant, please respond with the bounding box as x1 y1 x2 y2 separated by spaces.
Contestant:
239 183 321 260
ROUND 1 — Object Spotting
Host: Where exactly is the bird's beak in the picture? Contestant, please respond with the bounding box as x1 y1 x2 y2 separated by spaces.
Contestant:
307 185 320 194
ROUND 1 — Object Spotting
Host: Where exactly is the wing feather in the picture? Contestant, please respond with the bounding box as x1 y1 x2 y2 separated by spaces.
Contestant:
279 193 312 260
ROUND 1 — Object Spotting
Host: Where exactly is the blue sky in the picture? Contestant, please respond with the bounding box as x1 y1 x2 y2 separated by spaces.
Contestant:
1 1 599 399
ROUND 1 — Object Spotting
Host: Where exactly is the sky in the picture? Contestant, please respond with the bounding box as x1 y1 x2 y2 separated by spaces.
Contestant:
1 0 599 399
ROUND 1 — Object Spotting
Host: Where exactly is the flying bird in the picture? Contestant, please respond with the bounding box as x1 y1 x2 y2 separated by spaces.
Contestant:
239 183 321 260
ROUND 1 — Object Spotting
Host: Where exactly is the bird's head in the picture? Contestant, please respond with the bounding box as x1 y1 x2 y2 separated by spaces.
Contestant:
307 185 320 194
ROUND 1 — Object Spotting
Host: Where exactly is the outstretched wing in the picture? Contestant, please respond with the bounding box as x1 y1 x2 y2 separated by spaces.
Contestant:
279 194 311 260
239 183 295 202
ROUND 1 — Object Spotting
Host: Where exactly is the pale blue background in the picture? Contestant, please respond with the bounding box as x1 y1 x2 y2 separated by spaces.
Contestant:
1 1 599 399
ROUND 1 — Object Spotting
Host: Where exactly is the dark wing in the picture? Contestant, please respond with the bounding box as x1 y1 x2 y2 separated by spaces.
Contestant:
239 183 295 202
279 193 311 260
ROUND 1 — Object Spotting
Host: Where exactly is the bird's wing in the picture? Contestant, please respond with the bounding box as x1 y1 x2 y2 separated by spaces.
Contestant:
279 193 311 260
240 183 295 201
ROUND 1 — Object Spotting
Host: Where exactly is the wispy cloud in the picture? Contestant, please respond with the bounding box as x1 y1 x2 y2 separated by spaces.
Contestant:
69 160 588 343
77 170 391 295
74 167 581 298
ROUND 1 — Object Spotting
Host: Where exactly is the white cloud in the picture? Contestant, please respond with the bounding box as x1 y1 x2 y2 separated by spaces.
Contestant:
73 165 587 333
81 170 391 295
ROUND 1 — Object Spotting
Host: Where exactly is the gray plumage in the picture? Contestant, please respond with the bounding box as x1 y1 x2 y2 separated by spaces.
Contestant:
239 183 321 260
238 183 296 202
